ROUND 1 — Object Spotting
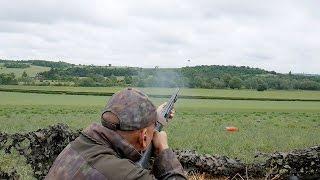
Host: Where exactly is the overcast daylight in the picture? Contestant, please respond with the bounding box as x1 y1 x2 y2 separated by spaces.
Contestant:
1 1 320 179
0 0 319 74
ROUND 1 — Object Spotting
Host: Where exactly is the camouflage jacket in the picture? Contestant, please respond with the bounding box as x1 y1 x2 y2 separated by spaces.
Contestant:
45 123 186 180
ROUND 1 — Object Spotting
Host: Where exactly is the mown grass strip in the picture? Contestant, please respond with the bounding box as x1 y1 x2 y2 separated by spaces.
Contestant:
0 88 114 96
1 88 320 102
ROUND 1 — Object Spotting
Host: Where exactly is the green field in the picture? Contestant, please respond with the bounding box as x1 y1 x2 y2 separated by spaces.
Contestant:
1 92 320 112
1 85 320 101
0 89 319 179
0 65 50 77
0 91 319 150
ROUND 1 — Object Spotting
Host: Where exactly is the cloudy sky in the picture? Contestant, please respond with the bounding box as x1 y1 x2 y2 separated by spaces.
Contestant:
0 1 319 73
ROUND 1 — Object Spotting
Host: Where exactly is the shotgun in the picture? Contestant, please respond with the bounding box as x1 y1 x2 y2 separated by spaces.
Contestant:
137 88 180 168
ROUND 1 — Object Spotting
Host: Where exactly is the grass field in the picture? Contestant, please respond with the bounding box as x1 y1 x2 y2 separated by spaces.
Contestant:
0 65 50 77
0 92 319 151
1 85 320 101
1 92 320 112
0 90 319 179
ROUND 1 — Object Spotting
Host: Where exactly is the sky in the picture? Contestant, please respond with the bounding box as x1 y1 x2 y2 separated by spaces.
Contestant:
0 0 319 74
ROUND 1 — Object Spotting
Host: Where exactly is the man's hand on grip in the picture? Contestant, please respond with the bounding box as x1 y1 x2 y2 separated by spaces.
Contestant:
152 131 169 155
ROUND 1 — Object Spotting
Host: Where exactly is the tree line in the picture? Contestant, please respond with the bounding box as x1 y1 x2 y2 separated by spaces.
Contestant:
0 60 319 91
3 62 30 68
0 59 73 69
39 67 138 80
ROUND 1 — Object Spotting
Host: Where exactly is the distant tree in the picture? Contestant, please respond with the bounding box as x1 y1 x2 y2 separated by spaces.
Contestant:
89 74 105 83
28 60 73 68
229 77 242 89
20 71 31 84
256 79 268 91
243 78 256 89
4 62 30 68
77 77 95 87
299 80 319 90
212 78 226 89
124 76 133 84
291 79 299 89
0 73 18 85
22 71 28 78
222 73 232 87
279 78 292 90
270 71 277 75
109 75 117 86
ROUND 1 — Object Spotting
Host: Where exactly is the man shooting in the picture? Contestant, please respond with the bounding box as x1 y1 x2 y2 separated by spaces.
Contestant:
45 88 186 179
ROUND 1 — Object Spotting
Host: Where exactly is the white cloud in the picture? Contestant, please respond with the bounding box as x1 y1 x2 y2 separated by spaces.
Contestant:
0 0 319 73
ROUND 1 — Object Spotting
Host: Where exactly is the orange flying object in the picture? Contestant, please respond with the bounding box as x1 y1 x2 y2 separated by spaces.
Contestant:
226 126 239 132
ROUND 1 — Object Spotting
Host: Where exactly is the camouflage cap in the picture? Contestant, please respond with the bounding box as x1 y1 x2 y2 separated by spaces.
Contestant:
101 88 157 131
